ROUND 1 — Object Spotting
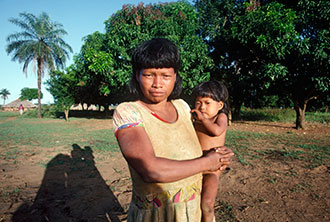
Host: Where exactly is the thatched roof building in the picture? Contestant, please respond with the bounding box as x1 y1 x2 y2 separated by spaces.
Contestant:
2 99 37 111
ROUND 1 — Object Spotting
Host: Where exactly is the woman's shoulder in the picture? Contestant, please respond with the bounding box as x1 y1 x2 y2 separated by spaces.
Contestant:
113 101 141 119
114 101 139 113
172 99 191 112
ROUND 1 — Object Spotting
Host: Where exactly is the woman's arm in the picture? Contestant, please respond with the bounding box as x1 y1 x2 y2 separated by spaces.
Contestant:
117 126 229 183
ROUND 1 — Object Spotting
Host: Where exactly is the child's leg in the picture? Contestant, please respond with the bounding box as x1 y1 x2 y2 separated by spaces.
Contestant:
201 171 221 222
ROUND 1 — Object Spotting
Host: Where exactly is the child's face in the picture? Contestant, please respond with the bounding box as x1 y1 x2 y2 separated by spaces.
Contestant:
195 96 224 119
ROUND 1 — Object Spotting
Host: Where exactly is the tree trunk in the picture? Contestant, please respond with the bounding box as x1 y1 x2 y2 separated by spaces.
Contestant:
294 100 307 129
37 60 42 118
228 110 232 126
231 100 243 121
64 109 70 121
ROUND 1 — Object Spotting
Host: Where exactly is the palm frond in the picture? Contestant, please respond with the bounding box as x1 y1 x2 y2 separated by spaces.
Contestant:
7 12 72 76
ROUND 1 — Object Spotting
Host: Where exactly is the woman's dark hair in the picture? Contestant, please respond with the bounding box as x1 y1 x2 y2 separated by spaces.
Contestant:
129 38 182 100
192 81 230 116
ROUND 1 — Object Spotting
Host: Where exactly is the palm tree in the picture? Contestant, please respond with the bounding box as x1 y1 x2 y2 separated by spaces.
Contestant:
0 88 10 105
6 12 72 118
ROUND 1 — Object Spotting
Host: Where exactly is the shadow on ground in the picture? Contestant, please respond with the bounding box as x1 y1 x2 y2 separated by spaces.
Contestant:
12 144 124 222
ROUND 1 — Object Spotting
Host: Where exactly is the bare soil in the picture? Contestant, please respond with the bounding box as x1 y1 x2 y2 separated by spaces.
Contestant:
0 119 329 222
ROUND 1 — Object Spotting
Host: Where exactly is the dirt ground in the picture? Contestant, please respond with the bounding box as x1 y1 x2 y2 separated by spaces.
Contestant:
0 119 329 222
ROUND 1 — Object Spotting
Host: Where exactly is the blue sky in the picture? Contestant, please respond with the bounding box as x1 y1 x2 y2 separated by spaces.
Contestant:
0 0 181 104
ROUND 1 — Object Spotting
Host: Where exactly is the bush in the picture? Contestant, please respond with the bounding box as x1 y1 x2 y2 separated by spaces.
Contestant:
305 112 330 124
23 105 63 118
240 108 296 122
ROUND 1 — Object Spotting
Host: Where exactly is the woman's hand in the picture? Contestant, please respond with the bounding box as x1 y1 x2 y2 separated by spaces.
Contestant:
203 148 233 171
214 146 234 171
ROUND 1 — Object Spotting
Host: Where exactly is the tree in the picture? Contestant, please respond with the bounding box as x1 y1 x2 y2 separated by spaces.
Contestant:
274 0 330 129
46 69 77 121
196 0 298 113
195 0 329 129
20 87 43 101
73 1 213 107
0 88 10 105
6 12 72 118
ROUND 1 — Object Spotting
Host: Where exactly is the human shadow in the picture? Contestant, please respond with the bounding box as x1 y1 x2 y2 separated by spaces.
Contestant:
12 144 124 222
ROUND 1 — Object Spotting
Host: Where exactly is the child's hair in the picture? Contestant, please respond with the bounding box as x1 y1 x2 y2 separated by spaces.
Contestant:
192 81 230 116
130 38 182 100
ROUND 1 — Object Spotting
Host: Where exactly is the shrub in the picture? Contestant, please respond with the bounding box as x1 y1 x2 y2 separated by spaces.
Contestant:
23 105 63 118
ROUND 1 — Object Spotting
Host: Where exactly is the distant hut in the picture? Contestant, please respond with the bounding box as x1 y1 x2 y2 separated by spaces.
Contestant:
2 99 37 111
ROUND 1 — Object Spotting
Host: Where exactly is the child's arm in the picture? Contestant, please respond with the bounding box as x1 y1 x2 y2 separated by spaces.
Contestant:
192 110 228 136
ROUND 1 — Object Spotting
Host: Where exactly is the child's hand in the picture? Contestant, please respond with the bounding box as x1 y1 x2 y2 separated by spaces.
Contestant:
191 109 205 121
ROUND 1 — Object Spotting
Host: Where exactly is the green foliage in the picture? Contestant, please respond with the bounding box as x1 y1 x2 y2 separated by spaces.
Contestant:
195 0 330 128
23 105 62 118
46 69 78 120
72 1 213 106
0 88 10 105
196 0 299 117
240 108 296 122
6 12 72 118
233 2 299 59
305 112 330 124
20 87 43 101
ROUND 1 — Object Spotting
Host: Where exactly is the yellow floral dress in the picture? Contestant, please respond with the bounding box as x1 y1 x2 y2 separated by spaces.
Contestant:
113 99 203 222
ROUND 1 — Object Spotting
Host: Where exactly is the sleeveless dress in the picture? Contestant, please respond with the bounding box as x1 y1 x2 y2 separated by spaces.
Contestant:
113 99 203 222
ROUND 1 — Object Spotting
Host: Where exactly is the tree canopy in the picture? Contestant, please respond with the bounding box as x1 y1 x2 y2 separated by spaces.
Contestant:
71 1 213 106
46 68 78 121
20 87 43 101
45 0 329 129
0 88 10 105
195 0 329 128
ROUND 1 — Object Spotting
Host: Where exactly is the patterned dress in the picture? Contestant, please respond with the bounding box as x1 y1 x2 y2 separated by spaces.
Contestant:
113 99 203 222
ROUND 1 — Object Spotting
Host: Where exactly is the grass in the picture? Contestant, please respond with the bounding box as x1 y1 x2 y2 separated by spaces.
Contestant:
0 113 120 169
0 117 119 152
226 129 329 168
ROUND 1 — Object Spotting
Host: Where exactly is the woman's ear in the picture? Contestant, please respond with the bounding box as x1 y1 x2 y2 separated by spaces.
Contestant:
219 101 224 110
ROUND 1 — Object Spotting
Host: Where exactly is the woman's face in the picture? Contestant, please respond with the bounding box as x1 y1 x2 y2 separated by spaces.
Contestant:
137 68 176 104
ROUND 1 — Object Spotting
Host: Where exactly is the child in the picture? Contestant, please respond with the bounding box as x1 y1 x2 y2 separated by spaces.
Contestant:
191 80 230 222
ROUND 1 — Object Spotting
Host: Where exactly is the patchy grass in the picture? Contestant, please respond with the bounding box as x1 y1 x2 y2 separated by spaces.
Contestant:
0 116 119 154
226 130 330 168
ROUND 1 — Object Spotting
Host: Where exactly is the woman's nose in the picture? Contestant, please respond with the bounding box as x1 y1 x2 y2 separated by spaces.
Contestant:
152 76 162 88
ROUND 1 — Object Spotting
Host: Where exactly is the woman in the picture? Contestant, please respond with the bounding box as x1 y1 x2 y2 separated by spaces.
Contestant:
113 38 233 222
